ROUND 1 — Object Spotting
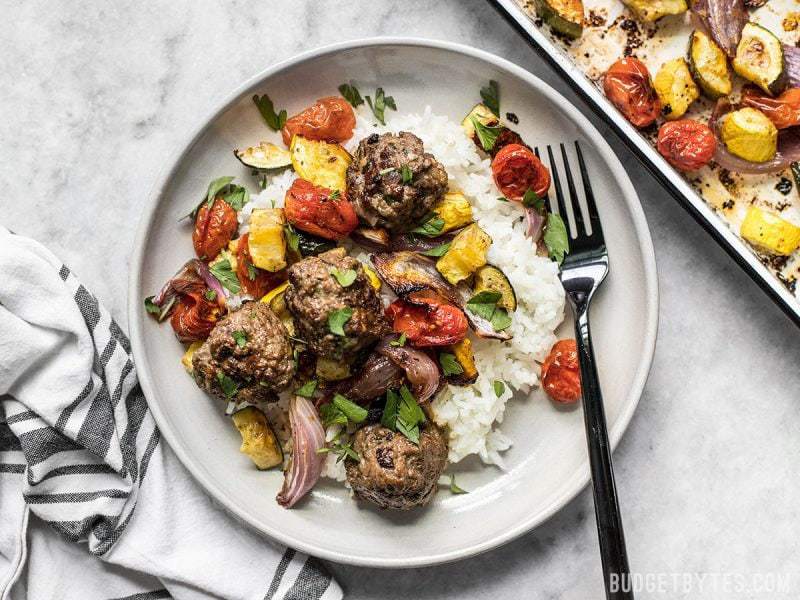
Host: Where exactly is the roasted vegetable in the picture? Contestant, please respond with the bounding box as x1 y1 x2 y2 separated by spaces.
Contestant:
284 178 358 240
460 103 500 142
532 0 584 38
654 58 700 120
446 338 479 386
740 205 800 255
234 142 292 170
657 120 717 171
259 281 294 335
281 96 356 146
290 135 351 192
386 290 469 347
181 341 203 373
720 107 778 163
296 229 336 256
248 208 287 272
733 23 784 95
193 197 238 261
231 406 283 470
363 264 382 291
431 191 474 233
436 224 492 285
350 226 390 251
316 357 351 381
473 265 516 312
688 30 733 99
622 0 686 20
603 58 662 128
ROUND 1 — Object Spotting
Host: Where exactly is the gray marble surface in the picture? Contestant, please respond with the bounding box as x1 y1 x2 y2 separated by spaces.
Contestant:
3 1 800 598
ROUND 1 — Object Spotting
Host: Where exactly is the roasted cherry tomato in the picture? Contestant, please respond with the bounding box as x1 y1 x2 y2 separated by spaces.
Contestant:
541 339 581 404
741 85 800 130
491 143 551 201
192 197 238 261
281 96 356 146
170 289 220 343
284 178 358 240
385 290 468 347
604 57 661 129
236 233 287 298
657 120 717 172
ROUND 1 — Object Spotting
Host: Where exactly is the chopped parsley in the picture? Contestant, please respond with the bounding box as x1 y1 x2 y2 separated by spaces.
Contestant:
295 379 318 398
493 380 506 398
480 80 500 117
380 386 426 445
232 330 247 348
470 116 503 152
246 263 257 281
522 188 544 211
317 433 359 463
401 164 413 184
284 224 300 253
216 372 238 398
497 196 509 202
449 474 469 495
329 189 341 200
338 82 364 108
204 289 217 301
221 184 250 211
327 307 353 336
421 242 451 257
330 267 357 287
209 258 241 294
144 296 160 315
365 87 396 125
439 353 464 377
390 332 407 347
465 290 512 332
381 389 400 430
205 176 235 209
410 213 445 237
544 212 569 265
252 93 287 131
320 393 367 427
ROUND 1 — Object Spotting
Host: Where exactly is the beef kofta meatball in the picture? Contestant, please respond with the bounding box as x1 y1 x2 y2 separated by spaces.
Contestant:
192 301 295 403
345 423 448 510
285 248 388 360
346 132 448 231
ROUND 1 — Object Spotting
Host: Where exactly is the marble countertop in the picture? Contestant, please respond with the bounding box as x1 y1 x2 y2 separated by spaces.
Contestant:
4 1 800 598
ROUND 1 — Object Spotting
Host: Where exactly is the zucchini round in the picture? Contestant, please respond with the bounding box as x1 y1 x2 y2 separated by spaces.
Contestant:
234 142 292 170
688 30 733 99
231 406 283 470
720 107 778 163
531 0 584 39
473 265 517 312
733 23 784 95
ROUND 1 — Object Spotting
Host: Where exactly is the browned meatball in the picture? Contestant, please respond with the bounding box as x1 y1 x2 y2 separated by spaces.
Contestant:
346 132 448 231
192 302 295 403
345 423 448 510
285 248 389 361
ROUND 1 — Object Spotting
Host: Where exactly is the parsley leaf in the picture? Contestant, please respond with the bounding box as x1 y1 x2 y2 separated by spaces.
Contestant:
522 188 544 211
222 185 250 211
544 212 569 265
204 289 217 301
328 307 353 336
480 80 500 117
390 332 407 347
396 386 426 445
329 189 341 200
246 263 257 281
144 296 160 315
209 258 241 294
332 393 368 424
449 474 469 494
439 353 464 376
421 242 451 257
252 94 287 131
401 164 413 184
365 87 396 125
466 291 512 332
284 224 299 253
317 434 360 463
493 380 506 398
470 116 503 152
320 403 348 428
206 176 235 209
232 330 247 348
411 214 445 237
216 372 238 398
338 82 364 108
382 389 400 430
497 196 509 202
295 379 318 398
490 308 513 332
330 267 357 287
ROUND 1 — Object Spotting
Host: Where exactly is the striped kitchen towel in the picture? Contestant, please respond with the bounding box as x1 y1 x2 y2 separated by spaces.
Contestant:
0 226 342 600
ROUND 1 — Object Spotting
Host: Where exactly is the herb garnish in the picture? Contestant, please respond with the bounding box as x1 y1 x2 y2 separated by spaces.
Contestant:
480 80 500 117
204 289 217 301
320 393 368 427
221 184 250 211
497 196 509 202
216 372 238 398
401 164 413 184
205 176 235 209
330 267 357 287
466 290 512 332
144 296 160 315
327 307 353 336
439 353 464 376
544 212 569 265
317 433 360 463
410 213 445 237
493 380 506 398
522 188 544 211
232 330 248 348
295 379 318 398
390 332 407 347
284 224 300 253
365 87 397 125
252 93 287 131
421 242 451 257
470 116 503 152
338 82 364 108
449 474 469 494
209 258 241 294
381 386 426 445
329 189 341 200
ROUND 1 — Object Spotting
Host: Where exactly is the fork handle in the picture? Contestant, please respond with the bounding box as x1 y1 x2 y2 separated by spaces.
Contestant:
574 307 634 600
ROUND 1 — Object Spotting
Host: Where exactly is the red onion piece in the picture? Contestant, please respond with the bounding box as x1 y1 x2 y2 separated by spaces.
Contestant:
524 208 545 242
709 98 800 174
376 335 441 402
784 45 800 89
690 0 747 57
151 259 224 321
389 230 460 253
343 353 405 403
196 260 227 302
350 226 390 251
277 395 326 509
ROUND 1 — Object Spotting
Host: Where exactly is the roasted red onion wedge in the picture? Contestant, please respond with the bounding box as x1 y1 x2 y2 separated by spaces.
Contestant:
342 353 404 403
350 226 390 251
370 252 512 340
277 395 326 509
690 0 747 57
784 46 800 89
376 336 440 402
389 230 460 253
151 258 225 321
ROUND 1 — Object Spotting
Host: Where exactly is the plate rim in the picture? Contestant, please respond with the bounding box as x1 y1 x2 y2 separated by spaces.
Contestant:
128 36 659 568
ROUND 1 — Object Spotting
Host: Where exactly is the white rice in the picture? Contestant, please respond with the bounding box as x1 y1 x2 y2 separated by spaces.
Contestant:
246 107 565 474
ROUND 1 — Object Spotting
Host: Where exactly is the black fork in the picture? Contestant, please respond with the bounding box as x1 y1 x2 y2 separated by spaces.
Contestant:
536 141 633 600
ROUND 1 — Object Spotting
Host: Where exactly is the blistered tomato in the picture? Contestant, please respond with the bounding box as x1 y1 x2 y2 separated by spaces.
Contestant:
657 120 717 171
284 178 358 240
192 197 238 261
491 143 551 201
281 96 356 145
385 290 468 347
604 58 661 129
541 339 582 404
741 85 800 130
170 289 219 343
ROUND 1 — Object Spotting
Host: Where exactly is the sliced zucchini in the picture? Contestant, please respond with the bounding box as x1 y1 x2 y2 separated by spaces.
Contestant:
181 341 203 374
431 191 474 233
532 0 584 38
720 107 778 163
447 338 479 386
290 135 351 192
741 205 800 255
316 357 350 381
733 23 784 95
473 265 517 312
621 0 686 21
654 58 700 120
296 230 336 257
460 103 500 141
436 223 492 285
234 142 292 170
248 208 287 272
231 406 283 470
688 30 733 99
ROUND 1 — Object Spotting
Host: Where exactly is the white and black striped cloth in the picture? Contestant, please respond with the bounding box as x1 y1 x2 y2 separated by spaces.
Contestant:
0 227 342 600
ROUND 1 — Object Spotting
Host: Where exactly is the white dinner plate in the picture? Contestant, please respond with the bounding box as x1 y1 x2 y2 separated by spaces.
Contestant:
128 38 658 568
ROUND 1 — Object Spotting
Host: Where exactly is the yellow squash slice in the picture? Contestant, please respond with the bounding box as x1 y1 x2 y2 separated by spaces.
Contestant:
654 58 699 120
181 341 203 374
290 135 351 191
740 206 800 255
248 208 287 272
436 223 492 284
432 191 474 233
231 406 283 470
720 108 778 163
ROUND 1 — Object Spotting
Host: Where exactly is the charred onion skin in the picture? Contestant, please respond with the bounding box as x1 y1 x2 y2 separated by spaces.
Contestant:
689 0 747 58
375 335 441 402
